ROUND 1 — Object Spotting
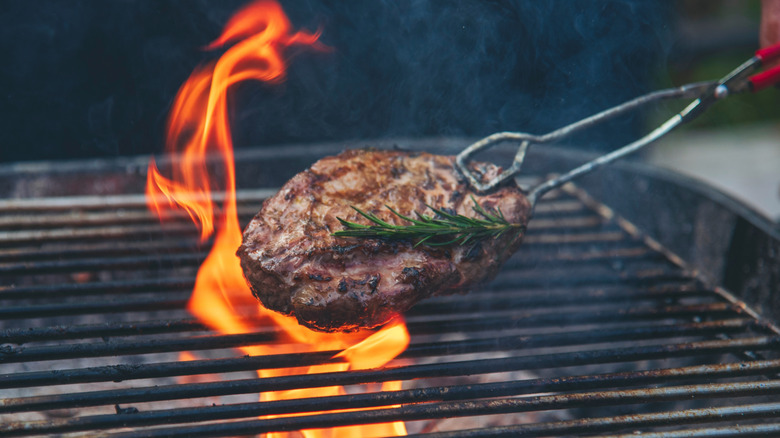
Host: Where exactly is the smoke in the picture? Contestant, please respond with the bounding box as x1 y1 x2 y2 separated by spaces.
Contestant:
236 0 673 151
0 0 673 162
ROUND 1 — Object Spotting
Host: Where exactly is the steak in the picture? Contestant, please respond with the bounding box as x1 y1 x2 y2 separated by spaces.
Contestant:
237 149 532 332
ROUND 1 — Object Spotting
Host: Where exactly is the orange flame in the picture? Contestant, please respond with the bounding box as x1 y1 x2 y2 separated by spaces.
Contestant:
145 1 409 437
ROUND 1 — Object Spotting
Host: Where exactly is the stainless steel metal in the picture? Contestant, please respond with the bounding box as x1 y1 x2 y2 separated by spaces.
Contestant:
454 82 712 194
455 55 765 200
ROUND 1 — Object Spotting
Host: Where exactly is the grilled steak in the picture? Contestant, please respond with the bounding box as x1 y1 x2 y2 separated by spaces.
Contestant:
237 149 531 332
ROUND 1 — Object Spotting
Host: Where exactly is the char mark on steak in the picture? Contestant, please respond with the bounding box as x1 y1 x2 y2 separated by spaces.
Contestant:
237 149 531 332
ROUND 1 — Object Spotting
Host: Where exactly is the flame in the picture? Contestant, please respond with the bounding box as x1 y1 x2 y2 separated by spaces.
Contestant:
145 1 409 436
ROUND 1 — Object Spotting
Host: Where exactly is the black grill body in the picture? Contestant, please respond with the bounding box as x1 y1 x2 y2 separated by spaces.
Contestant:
1 138 779 437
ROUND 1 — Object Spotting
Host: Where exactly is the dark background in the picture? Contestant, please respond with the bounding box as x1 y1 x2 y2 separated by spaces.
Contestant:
0 1 765 163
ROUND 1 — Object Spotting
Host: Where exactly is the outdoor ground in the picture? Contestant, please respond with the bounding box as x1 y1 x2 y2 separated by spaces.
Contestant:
646 122 780 222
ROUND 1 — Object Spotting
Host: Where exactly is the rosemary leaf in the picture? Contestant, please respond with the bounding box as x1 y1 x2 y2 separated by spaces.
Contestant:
333 196 525 247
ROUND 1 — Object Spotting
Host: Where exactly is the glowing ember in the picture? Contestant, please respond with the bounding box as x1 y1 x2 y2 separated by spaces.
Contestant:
145 1 410 436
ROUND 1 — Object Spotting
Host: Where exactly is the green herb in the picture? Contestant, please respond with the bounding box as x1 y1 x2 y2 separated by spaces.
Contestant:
333 196 525 247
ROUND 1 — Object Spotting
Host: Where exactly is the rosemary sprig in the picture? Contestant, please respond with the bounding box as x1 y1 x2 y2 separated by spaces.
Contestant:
333 196 525 247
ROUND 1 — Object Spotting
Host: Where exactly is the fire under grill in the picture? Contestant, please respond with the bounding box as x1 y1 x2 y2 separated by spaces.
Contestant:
2 140 780 437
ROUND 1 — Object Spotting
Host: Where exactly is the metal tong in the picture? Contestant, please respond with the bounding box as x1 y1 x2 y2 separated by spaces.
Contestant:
456 42 780 206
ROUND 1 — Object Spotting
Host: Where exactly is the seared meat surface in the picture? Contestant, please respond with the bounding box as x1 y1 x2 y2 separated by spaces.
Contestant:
237 149 531 332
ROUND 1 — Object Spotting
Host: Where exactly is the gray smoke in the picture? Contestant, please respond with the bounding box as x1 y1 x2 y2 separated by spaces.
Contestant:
0 0 673 162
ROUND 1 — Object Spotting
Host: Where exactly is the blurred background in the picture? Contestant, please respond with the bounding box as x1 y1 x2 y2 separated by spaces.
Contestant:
0 0 778 218
646 1 780 221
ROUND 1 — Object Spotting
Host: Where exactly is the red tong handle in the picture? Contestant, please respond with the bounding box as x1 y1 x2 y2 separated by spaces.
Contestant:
750 65 780 91
756 42 780 64
750 42 780 91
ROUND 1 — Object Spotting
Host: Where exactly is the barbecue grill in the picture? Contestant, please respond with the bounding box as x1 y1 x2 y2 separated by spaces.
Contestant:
2 137 780 437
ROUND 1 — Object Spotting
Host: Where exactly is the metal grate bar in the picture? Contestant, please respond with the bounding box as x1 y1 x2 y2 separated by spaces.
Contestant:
0 206 266 230
405 302 743 334
601 424 780 438
5 380 780 437
0 319 205 344
532 199 587 215
0 237 646 277
0 288 735 325
3 336 778 390
0 187 555 211
0 240 205 264
0 277 702 329
0 204 592 234
0 258 702 312
0 234 655 275
412 284 711 311
0 219 613 248
408 403 780 437
0 280 698 319
0 295 190 320
0 277 194 300
506 246 664 267
4 357 779 418
0 187 567 216
0 332 276 364
0 318 756 365
0 190 276 212
0 223 200 246
0 286 722 343
0 253 205 276
62 380 780 438
487 270 695 289
0 191 582 235
0 282 721 343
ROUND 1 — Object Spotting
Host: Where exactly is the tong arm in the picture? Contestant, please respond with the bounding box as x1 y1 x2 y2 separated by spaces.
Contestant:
455 83 711 193
456 41 780 200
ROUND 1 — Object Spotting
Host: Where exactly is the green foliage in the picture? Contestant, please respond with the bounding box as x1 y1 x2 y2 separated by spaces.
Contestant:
333 196 526 247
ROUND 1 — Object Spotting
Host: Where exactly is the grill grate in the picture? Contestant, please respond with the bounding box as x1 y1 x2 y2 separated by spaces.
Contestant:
2 179 780 437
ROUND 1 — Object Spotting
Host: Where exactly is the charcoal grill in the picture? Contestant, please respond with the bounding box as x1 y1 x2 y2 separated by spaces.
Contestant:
2 138 780 437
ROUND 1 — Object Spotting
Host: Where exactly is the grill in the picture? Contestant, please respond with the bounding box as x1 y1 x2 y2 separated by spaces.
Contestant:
2 138 780 437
